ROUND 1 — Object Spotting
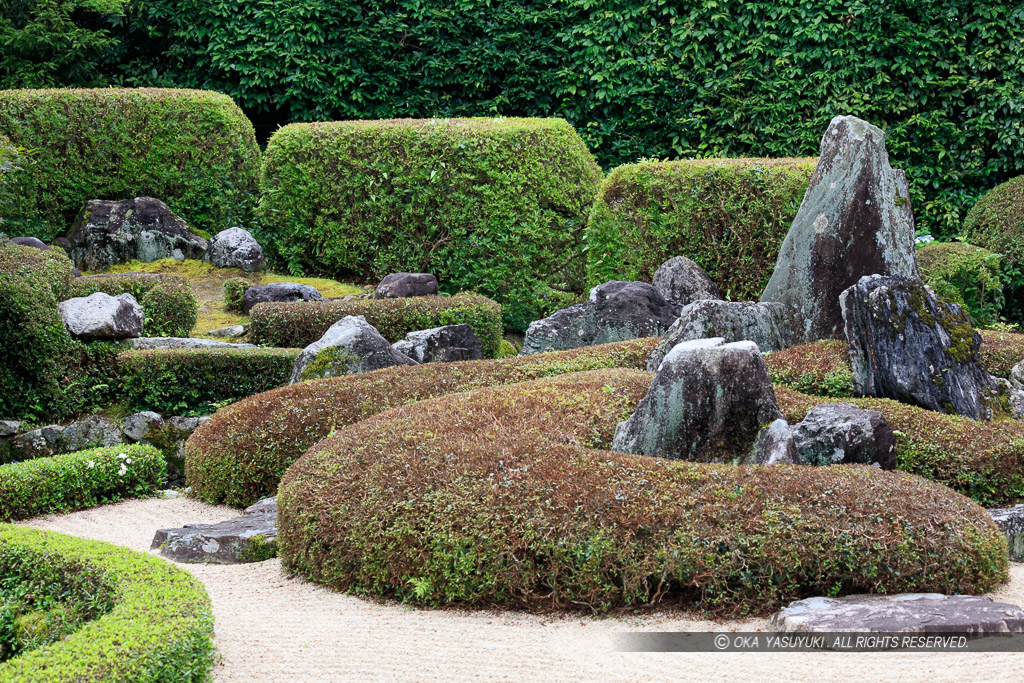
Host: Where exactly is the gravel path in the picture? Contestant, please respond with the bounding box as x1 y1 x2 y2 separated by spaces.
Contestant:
20 497 1024 682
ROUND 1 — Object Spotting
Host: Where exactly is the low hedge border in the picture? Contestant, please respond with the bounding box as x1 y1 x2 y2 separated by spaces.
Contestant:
70 273 199 338
185 338 660 506
278 370 1007 615
0 525 214 681
0 445 165 522
247 292 503 357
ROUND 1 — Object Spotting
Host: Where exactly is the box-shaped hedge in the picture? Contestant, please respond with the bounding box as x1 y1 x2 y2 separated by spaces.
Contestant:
586 157 816 301
258 117 602 330
0 88 260 241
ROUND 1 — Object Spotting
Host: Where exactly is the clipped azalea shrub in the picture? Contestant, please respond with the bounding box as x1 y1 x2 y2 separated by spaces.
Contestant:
766 340 856 397
0 88 260 241
0 525 214 681
916 242 1005 326
117 347 301 416
278 370 1007 615
248 292 503 357
586 157 816 300
258 117 603 330
69 273 198 337
0 445 164 522
186 338 660 506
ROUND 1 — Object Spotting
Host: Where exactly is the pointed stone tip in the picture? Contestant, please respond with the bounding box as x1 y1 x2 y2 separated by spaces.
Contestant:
825 115 884 145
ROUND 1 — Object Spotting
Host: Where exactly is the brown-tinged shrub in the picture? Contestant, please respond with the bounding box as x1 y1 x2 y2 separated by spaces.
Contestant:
977 330 1024 378
185 338 660 506
277 370 1007 615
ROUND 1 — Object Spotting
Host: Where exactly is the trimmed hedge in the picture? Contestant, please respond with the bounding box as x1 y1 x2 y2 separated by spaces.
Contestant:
586 157 816 300
917 242 1005 327
0 445 164 522
70 273 198 338
117 347 301 416
0 525 214 681
248 292 503 357
186 338 660 506
278 370 1006 615
0 88 260 241
962 175 1024 274
258 117 602 330
222 277 249 313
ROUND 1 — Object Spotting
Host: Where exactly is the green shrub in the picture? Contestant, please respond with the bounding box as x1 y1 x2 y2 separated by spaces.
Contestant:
0 134 22 228
186 338 660 506
223 277 250 313
917 242 1005 326
0 525 214 681
0 445 164 522
117 347 301 416
961 175 1024 322
258 117 602 330
278 370 1006 615
586 158 816 300
69 273 198 337
766 340 856 397
248 292 504 357
0 88 260 241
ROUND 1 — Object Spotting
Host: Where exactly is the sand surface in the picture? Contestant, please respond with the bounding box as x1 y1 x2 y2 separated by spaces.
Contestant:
20 497 1024 682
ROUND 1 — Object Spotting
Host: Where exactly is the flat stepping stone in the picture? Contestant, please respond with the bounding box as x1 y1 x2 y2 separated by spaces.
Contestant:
989 504 1024 562
771 594 1024 634
129 337 254 349
151 497 277 564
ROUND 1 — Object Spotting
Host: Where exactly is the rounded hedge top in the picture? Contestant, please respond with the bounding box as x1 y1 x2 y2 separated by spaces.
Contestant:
916 241 1004 326
962 174 1024 267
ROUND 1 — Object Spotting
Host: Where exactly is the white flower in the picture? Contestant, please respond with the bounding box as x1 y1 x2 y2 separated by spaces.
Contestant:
125 458 132 465
118 464 128 476
87 460 95 468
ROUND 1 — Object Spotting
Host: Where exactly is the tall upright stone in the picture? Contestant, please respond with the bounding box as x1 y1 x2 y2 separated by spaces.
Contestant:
760 115 919 344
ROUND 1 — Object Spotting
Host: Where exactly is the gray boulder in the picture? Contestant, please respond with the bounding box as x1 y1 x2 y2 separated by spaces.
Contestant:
290 315 416 384
122 411 165 443
391 324 484 363
374 272 439 299
1011 360 1024 391
8 425 64 461
206 227 264 272
521 281 680 355
128 337 254 350
9 236 48 250
151 497 277 564
647 300 792 371
760 115 919 344
790 403 896 469
0 421 20 437
652 256 722 304
206 324 247 338
841 274 998 420
749 418 798 465
612 338 783 463
989 505 1024 562
241 282 322 314
58 292 143 339
55 197 208 271
60 416 122 452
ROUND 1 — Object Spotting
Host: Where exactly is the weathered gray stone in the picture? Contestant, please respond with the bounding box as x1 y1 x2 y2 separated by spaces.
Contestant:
151 497 277 564
241 282 322 313
374 272 438 299
206 227 264 271
55 197 208 271
58 292 143 339
790 403 896 469
122 411 164 443
521 281 679 355
0 421 20 437
9 236 48 250
290 315 416 384
989 505 1024 563
167 416 201 434
992 378 1024 420
651 256 722 304
391 324 484 363
60 416 122 452
612 338 783 463
1011 360 1024 392
760 115 919 344
841 274 998 420
647 300 792 371
128 337 254 350
771 594 1024 634
749 418 798 465
8 425 64 461
206 324 248 338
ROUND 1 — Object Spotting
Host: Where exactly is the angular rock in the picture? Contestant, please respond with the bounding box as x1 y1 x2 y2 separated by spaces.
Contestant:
1011 360 1024 392
989 505 1024 563
241 282 322 314
151 497 278 564
374 272 439 299
9 236 48 250
58 292 143 339
647 300 792 371
128 337 254 350
760 115 919 344
612 338 783 462
391 324 484 363
55 197 208 271
992 377 1024 420
167 416 201 434
521 281 680 355
749 419 798 465
122 411 164 443
652 255 722 304
790 403 896 469
0 421 20 437
60 415 122 452
290 315 416 384
8 425 64 461
771 594 1024 634
206 324 248 338
206 227 265 272
841 274 997 420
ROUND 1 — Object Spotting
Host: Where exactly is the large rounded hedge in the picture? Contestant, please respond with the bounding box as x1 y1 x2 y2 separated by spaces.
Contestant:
258 117 603 330
962 174 1024 271
916 242 1005 327
0 88 260 241
278 370 1007 615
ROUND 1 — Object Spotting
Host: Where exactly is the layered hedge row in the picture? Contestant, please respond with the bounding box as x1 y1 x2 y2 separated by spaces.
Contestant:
258 118 602 330
0 88 260 241
0 525 214 681
70 273 198 338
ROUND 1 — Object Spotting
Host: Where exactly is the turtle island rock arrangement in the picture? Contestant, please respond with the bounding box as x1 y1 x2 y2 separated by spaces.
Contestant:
290 315 415 384
151 497 278 564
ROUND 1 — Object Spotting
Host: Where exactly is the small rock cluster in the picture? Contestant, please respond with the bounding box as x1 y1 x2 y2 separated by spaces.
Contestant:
152 496 277 564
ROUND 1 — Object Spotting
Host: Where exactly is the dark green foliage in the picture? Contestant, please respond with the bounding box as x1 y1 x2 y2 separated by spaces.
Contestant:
248 292 504 357
0 88 260 241
961 175 1024 322
222 277 249 313
70 273 198 337
0 525 214 681
0 445 164 522
258 118 601 330
916 242 1005 327
0 135 22 227
117 347 301 416
587 158 815 299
